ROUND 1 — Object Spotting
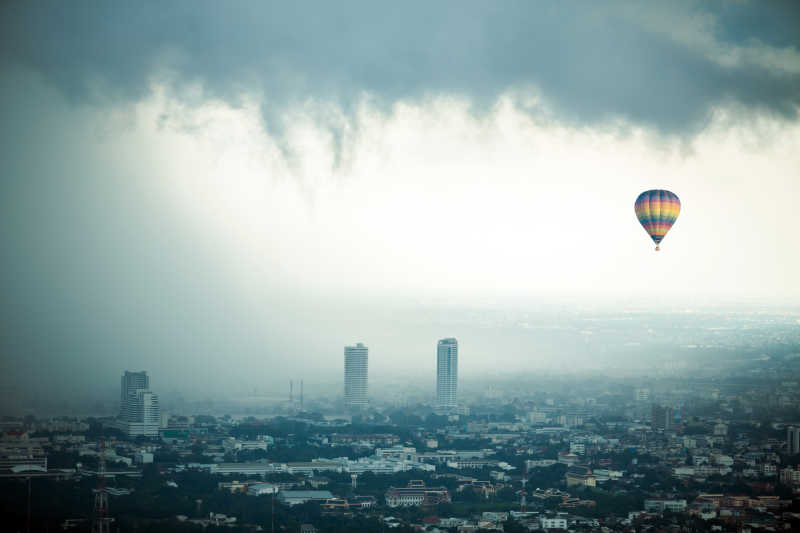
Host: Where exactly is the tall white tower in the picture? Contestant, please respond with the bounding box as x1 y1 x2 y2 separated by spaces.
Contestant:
119 371 160 437
436 338 458 410
344 343 368 410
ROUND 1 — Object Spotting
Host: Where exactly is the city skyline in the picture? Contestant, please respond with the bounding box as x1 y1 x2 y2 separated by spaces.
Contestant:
2 2 800 414
0 2 798 530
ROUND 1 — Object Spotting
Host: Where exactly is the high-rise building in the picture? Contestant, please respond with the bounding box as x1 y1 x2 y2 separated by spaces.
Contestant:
788 426 800 455
344 343 368 410
118 371 160 437
651 404 673 431
120 371 149 414
436 338 458 410
634 388 650 402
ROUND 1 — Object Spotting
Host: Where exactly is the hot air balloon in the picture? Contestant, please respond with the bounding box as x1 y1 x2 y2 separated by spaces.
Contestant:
634 189 680 251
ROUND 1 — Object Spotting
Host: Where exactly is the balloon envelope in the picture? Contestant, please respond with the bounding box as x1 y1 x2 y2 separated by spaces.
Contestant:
635 189 680 250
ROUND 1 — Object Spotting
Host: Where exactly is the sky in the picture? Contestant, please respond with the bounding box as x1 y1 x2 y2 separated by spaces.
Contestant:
1 1 799 412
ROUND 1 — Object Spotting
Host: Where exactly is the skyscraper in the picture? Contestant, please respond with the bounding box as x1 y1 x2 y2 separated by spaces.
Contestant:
344 343 368 410
120 371 149 414
436 338 458 411
788 426 800 455
118 370 160 437
633 388 650 402
651 404 673 431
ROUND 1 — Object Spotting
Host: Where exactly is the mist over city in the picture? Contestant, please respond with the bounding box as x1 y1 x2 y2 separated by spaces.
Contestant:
1 2 799 532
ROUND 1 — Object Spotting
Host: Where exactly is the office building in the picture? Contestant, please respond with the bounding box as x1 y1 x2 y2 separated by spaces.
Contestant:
344 343 368 410
120 371 149 414
436 338 458 410
651 404 673 431
118 371 160 437
634 388 650 402
788 426 800 455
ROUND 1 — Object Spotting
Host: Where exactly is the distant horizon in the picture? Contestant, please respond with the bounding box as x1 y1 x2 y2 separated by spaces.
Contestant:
3 303 797 416
1 3 798 422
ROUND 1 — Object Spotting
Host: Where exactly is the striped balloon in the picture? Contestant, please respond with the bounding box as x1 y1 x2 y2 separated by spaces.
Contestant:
634 189 681 251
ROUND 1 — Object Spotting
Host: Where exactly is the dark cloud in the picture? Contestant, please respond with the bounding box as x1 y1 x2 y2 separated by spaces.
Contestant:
1 1 798 134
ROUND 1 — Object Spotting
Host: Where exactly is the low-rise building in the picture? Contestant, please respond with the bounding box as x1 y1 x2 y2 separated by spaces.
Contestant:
277 490 334 506
209 462 284 476
218 480 249 493
565 465 596 487
385 480 451 507
223 438 269 453
557 452 580 466
446 459 498 470
644 499 687 513
286 461 343 475
540 516 567 530
247 482 278 496
456 479 498 498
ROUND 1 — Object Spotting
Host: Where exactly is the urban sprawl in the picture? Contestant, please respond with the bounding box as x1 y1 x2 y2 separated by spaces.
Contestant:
4 337 800 532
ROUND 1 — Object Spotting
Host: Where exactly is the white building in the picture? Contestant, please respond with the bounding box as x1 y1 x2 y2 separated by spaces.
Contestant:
210 463 286 476
286 461 343 475
277 490 334 506
134 451 154 464
375 446 419 462
120 371 149 411
526 459 557 468
634 388 650 402
118 371 160 438
593 469 624 482
344 343 368 410
340 456 434 474
644 499 687 513
529 410 548 424
247 482 278 496
436 338 458 410
569 442 586 455
540 517 567 530
223 438 269 453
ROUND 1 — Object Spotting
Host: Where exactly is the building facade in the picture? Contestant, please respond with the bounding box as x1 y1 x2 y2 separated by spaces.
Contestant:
436 338 458 410
788 426 800 455
120 371 149 413
344 343 368 410
385 480 451 507
651 404 673 431
118 371 160 437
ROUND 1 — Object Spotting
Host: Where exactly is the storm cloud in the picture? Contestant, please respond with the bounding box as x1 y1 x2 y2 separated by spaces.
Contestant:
2 1 799 134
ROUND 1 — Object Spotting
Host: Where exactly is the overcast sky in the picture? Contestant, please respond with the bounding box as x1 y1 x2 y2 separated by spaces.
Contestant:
1 2 799 411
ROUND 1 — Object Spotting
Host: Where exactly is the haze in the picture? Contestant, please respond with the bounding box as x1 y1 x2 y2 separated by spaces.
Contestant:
1 1 799 414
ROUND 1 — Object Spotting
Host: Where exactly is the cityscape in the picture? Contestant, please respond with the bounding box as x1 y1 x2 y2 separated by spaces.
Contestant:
4 312 800 532
2 1 800 533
